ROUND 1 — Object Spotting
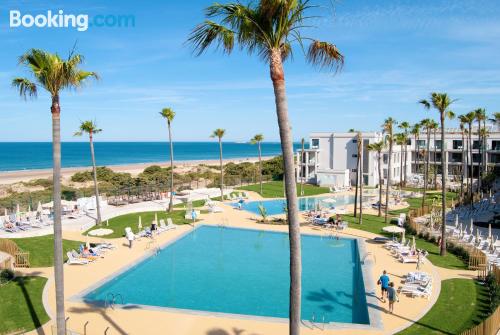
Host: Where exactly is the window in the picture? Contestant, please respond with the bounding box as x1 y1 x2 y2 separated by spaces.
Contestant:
383 169 388 178
351 168 357 172
311 139 319 148
472 140 480 150
352 139 357 143
492 141 500 151
435 140 442 150
383 154 388 164
352 154 358 158
450 152 462 163
407 139 412 145
417 140 426 149
453 140 463 150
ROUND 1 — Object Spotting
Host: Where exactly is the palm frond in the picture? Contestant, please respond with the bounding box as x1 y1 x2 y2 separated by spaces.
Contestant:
189 20 236 56
12 78 37 99
307 40 344 71
419 99 431 109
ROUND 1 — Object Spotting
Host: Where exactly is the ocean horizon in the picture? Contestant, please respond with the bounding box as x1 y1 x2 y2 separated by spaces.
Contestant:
0 142 305 172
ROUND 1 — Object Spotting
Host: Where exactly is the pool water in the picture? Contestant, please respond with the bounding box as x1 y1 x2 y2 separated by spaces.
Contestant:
83 226 370 324
241 195 359 216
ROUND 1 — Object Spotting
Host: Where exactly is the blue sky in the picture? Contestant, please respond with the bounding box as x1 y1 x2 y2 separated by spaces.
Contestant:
0 0 499 142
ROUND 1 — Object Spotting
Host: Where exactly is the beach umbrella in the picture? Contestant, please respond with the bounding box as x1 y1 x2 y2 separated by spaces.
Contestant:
106 219 109 227
4 208 7 218
322 198 337 204
411 236 416 252
401 230 406 244
459 223 463 237
488 223 492 239
138 216 142 230
85 234 90 249
382 226 405 233
476 227 480 240
37 201 42 213
28 204 31 213
454 214 459 228
154 212 158 224
469 219 474 235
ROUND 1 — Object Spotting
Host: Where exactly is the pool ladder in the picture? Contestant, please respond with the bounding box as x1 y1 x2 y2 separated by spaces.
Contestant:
146 240 161 255
311 312 326 330
105 293 123 309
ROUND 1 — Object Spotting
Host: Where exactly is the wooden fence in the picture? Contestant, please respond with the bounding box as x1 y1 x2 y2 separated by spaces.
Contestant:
0 239 30 268
460 264 500 335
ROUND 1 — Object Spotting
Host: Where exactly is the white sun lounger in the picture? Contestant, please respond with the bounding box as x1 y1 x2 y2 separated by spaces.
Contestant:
66 252 89 265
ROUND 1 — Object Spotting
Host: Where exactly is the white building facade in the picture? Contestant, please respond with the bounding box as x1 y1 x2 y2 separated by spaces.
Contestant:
296 128 500 188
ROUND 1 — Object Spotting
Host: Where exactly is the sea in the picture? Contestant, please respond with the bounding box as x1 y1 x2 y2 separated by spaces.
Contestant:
0 142 304 172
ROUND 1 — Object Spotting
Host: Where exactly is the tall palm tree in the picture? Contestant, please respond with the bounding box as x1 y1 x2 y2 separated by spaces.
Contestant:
419 118 432 208
398 121 410 186
12 48 97 335
428 120 439 189
368 141 385 217
350 129 360 218
250 134 264 195
189 4 344 330
395 133 406 187
382 118 396 223
474 108 486 192
411 124 421 176
419 93 455 256
160 108 176 212
74 121 103 225
490 112 500 128
300 138 305 196
211 129 226 200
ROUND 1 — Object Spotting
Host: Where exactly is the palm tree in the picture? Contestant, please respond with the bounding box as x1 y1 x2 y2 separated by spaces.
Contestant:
211 129 226 200
189 3 344 331
160 108 176 212
12 48 97 335
300 138 305 196
367 141 385 217
398 121 410 186
350 129 360 218
419 93 455 256
74 121 103 225
395 133 406 187
411 124 421 176
250 134 264 195
382 118 396 223
428 120 439 189
419 118 432 208
474 108 486 192
490 112 500 128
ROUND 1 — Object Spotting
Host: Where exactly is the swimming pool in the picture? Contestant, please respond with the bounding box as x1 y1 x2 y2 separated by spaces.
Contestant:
81 226 370 325
241 195 360 215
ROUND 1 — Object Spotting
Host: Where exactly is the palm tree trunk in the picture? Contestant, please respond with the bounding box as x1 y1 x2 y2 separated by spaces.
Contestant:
300 139 304 196
404 141 407 186
89 132 102 225
359 139 363 224
400 144 403 186
168 121 175 211
51 95 66 335
433 130 437 189
440 114 447 256
270 51 301 335
477 121 482 193
460 132 465 202
422 131 431 208
258 141 263 195
218 138 224 201
385 138 392 223
465 132 470 200
353 153 360 218
468 124 473 201
378 152 382 217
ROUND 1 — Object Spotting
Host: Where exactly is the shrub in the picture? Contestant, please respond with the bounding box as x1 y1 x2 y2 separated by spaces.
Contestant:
485 272 500 313
0 269 15 284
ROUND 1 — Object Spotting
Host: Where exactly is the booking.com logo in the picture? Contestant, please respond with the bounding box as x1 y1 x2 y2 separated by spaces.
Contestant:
9 10 135 32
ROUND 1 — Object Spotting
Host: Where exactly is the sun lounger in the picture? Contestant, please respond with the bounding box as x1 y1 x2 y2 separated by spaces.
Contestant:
66 252 89 265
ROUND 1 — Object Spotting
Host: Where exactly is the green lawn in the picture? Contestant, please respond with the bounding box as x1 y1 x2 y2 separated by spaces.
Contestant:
389 191 458 215
0 276 49 334
397 279 489 335
9 235 83 268
83 210 192 239
344 213 467 269
238 181 330 198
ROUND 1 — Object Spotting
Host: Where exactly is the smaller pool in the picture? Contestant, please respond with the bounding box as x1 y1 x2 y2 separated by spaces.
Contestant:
241 195 358 216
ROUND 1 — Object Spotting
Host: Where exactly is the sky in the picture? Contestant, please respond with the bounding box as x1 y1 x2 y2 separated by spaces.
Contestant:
0 0 499 142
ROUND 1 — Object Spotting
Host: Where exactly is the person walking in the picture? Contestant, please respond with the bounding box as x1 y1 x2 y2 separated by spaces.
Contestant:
126 230 134 249
387 282 399 313
377 270 390 302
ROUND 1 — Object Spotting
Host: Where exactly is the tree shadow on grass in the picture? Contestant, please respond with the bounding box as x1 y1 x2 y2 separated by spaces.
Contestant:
16 277 45 334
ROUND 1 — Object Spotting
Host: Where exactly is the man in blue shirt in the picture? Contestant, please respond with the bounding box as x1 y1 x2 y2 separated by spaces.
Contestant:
377 270 390 302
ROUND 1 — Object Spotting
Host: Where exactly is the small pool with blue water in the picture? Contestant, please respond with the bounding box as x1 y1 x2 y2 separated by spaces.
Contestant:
241 195 359 216
82 225 370 325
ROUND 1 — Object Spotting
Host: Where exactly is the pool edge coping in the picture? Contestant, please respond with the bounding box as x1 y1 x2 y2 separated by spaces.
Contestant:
68 224 384 331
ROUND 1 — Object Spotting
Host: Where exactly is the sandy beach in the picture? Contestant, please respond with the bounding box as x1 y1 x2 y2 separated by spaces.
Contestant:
0 156 272 185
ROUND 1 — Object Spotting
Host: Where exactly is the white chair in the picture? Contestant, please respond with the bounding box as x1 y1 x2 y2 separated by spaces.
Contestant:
66 252 89 265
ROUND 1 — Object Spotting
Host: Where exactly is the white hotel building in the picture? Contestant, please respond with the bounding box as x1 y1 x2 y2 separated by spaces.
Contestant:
296 127 500 188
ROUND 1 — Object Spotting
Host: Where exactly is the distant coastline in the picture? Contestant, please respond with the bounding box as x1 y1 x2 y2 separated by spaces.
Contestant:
0 141 304 173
